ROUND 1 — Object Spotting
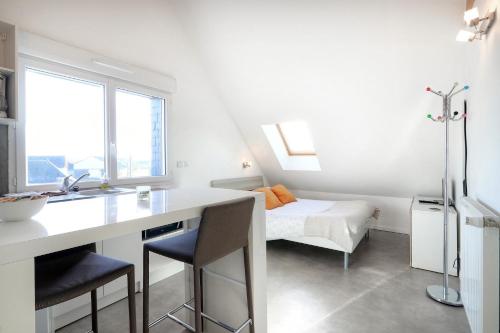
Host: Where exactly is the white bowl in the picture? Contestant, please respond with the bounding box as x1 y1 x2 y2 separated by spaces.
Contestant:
0 196 48 222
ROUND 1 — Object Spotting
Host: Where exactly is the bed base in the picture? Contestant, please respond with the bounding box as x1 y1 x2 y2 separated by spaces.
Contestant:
283 224 370 270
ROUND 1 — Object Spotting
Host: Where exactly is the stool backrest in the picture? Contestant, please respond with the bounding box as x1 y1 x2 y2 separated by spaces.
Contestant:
194 197 255 267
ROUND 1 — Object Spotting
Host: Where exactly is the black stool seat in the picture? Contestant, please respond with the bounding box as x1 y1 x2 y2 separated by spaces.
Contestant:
36 250 133 310
145 229 198 264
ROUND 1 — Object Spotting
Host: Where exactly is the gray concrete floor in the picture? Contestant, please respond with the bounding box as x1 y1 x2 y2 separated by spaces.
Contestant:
58 230 470 333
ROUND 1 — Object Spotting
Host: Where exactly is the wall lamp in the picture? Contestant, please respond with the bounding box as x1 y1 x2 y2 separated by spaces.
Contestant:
242 161 252 169
456 7 497 42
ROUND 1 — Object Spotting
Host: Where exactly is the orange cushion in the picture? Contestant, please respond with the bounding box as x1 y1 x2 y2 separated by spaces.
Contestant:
254 187 283 210
271 184 297 204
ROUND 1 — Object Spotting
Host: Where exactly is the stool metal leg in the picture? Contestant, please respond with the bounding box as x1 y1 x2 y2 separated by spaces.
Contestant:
162 257 255 333
91 242 99 333
91 289 98 333
194 266 202 333
243 246 255 333
143 248 150 333
127 270 137 333
200 269 205 331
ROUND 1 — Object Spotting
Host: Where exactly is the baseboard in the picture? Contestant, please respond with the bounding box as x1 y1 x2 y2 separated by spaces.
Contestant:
370 224 408 235
54 300 93 330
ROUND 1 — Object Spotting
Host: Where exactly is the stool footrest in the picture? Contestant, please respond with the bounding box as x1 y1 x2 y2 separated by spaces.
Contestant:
150 299 252 333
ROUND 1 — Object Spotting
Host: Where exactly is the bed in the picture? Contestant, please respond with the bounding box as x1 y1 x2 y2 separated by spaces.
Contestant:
211 176 380 269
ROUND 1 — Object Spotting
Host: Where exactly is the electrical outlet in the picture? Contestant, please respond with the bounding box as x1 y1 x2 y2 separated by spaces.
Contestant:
176 161 189 168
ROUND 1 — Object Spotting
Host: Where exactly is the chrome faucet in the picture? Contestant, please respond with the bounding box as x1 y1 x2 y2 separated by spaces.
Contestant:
60 173 90 193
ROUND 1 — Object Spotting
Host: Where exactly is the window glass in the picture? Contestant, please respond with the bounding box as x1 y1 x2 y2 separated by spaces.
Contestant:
277 121 316 155
25 68 105 185
115 89 166 178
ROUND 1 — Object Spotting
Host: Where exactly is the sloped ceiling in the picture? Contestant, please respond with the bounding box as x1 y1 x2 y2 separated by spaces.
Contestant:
0 0 264 188
172 0 467 197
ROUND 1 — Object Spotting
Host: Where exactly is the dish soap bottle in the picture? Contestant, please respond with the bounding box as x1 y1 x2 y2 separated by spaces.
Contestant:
99 178 110 190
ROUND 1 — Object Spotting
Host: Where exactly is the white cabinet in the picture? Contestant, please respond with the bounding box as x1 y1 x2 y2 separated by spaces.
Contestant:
102 233 142 297
411 197 458 276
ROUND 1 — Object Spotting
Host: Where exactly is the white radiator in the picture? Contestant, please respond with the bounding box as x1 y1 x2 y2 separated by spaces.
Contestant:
459 197 499 333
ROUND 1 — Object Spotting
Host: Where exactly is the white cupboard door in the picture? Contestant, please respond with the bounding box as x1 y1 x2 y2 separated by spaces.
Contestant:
411 208 458 276
102 233 142 296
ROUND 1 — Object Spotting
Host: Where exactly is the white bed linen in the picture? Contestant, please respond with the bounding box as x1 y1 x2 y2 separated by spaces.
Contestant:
266 199 333 241
266 198 374 250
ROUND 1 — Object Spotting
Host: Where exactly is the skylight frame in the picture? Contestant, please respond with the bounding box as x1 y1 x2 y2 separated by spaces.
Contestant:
276 123 317 156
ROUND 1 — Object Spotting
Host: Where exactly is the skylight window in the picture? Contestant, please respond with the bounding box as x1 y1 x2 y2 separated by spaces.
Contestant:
261 122 320 171
276 121 316 156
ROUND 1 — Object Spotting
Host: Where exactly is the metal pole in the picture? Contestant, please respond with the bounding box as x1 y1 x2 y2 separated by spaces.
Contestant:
426 90 462 307
443 96 449 297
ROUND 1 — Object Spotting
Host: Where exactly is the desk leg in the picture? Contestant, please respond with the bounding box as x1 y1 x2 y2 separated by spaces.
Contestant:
249 198 267 333
0 258 36 333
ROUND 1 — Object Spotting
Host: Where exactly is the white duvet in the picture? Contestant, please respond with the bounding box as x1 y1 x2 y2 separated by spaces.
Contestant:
266 198 374 249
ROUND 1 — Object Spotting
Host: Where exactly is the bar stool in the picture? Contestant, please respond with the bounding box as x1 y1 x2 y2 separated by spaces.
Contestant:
35 243 137 333
143 197 255 333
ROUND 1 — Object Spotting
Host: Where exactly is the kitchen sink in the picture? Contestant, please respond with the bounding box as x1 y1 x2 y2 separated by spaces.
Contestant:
47 188 134 203
48 193 95 203
78 188 135 196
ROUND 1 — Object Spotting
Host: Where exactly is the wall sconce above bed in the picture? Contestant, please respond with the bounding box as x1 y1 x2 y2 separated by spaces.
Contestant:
456 6 496 42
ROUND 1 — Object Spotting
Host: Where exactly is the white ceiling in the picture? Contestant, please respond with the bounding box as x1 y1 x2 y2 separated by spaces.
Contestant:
171 0 469 197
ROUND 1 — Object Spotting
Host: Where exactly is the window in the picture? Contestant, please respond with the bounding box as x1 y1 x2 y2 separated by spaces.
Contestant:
262 122 320 171
276 121 316 156
25 68 106 185
116 89 166 178
20 59 169 190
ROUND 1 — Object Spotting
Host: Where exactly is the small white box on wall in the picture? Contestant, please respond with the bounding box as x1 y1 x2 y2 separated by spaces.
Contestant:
411 196 458 276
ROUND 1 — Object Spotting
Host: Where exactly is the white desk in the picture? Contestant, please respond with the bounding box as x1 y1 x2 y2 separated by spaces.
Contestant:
0 188 267 333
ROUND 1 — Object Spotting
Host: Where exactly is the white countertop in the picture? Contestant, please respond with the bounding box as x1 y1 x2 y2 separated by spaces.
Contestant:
0 188 264 265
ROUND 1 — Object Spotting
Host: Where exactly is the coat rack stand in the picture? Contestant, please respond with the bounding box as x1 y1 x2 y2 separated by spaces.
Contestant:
424 82 468 307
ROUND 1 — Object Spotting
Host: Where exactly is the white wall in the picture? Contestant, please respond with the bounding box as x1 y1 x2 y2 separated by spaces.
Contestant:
0 0 262 188
292 189 412 234
457 0 500 214
3 0 494 235
172 0 467 198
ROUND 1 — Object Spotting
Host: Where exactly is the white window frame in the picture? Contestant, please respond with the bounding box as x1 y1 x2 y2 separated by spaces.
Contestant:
109 80 169 186
17 56 171 192
276 123 317 156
